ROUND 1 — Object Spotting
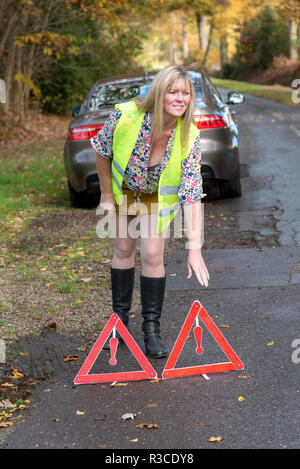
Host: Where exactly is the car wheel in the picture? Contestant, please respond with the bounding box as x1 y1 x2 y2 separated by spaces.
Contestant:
67 181 97 208
218 161 242 198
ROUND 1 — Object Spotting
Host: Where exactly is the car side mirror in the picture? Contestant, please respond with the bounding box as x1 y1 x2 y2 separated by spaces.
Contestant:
226 91 245 105
72 106 81 118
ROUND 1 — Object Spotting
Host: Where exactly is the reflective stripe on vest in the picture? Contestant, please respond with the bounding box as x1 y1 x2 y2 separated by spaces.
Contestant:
159 185 180 196
111 100 200 233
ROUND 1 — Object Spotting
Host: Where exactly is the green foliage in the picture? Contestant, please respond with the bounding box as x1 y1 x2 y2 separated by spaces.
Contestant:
224 5 289 80
36 11 144 115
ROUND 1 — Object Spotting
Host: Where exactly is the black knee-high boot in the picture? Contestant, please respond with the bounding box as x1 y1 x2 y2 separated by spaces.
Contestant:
103 267 135 349
140 275 168 359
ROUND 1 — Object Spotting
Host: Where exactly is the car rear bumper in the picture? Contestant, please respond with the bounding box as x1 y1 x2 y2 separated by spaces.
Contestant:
200 126 239 180
201 148 239 180
64 134 239 193
64 141 99 192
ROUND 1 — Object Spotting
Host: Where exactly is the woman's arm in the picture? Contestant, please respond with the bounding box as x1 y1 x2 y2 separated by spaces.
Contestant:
96 154 115 215
183 200 209 287
91 109 122 215
178 133 209 286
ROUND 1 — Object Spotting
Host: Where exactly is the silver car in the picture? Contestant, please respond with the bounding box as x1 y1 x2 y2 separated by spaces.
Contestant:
63 71 245 207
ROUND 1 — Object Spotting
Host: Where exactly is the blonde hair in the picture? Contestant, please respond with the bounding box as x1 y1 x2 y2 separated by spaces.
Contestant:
134 65 195 147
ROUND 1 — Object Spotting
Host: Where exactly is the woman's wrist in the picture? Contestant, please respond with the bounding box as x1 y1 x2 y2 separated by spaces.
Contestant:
188 246 202 253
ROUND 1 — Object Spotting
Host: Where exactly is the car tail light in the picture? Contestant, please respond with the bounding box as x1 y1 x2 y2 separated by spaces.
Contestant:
194 114 227 129
68 124 104 140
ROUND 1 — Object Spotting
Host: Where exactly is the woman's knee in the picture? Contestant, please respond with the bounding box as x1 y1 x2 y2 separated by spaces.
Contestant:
113 239 136 262
140 241 164 269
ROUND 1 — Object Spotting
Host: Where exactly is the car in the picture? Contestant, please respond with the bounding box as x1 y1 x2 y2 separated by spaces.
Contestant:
63 71 245 208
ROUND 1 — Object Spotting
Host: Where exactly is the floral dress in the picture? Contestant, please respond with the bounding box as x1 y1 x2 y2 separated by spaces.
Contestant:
90 108 206 205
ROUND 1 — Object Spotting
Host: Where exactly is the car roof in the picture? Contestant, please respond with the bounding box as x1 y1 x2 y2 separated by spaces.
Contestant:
93 74 154 88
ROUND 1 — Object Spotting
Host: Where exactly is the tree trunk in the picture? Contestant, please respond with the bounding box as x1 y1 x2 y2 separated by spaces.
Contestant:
0 9 19 59
196 14 208 51
201 21 214 68
4 36 16 114
182 15 189 62
168 13 176 64
24 43 36 110
220 33 228 77
14 45 25 122
289 19 298 60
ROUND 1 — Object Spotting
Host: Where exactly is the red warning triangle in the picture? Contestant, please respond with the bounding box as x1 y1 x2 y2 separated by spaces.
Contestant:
74 313 157 384
162 301 244 379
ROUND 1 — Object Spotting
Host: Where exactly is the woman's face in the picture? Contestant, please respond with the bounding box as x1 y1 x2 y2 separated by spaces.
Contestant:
163 78 191 120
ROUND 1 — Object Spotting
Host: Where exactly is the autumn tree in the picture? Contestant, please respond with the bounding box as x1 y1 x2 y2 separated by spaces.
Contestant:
223 4 289 79
0 0 144 119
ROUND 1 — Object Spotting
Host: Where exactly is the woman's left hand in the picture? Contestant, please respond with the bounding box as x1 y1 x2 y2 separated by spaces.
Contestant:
187 249 210 287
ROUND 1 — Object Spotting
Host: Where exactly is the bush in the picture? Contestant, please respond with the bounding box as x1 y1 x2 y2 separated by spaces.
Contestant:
224 5 289 80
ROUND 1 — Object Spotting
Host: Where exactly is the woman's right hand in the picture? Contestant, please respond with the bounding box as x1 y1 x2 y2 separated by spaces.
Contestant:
99 192 116 216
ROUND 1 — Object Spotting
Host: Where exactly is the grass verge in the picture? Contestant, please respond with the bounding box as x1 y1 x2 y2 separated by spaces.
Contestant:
0 137 116 343
211 77 300 106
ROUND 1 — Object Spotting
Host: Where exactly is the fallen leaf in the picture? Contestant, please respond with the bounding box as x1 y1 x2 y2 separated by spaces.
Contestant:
0 399 15 409
45 322 56 329
11 371 23 379
0 383 14 388
150 378 162 383
238 396 245 402
194 422 206 426
0 421 14 428
267 341 274 346
10 365 23 379
238 374 250 379
76 410 85 415
219 324 230 328
136 423 159 429
129 438 138 443
76 251 86 257
113 382 128 387
81 277 92 283
147 403 158 408
121 413 136 420
209 436 224 442
51 418 59 422
64 355 80 362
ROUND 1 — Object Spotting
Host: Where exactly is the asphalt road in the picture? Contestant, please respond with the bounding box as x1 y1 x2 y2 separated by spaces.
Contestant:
2 91 300 451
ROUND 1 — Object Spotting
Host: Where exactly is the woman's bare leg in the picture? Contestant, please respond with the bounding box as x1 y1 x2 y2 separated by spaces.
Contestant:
112 214 137 269
139 214 165 277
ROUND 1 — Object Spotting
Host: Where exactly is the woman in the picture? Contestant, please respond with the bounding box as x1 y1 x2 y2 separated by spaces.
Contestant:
90 65 210 359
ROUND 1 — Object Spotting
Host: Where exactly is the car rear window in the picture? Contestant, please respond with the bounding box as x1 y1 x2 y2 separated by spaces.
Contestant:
87 82 151 110
83 73 204 112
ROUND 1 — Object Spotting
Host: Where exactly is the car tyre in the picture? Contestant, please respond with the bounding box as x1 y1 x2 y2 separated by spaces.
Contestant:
67 181 97 208
218 161 242 198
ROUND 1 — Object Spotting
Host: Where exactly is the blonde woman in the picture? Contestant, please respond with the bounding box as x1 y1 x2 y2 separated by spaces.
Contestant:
90 65 209 359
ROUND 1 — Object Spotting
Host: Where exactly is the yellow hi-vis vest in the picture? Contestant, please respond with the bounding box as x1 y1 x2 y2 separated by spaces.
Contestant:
111 100 200 233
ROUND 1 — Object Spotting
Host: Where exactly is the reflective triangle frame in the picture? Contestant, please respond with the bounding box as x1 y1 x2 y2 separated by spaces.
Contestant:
74 313 157 384
162 300 244 379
